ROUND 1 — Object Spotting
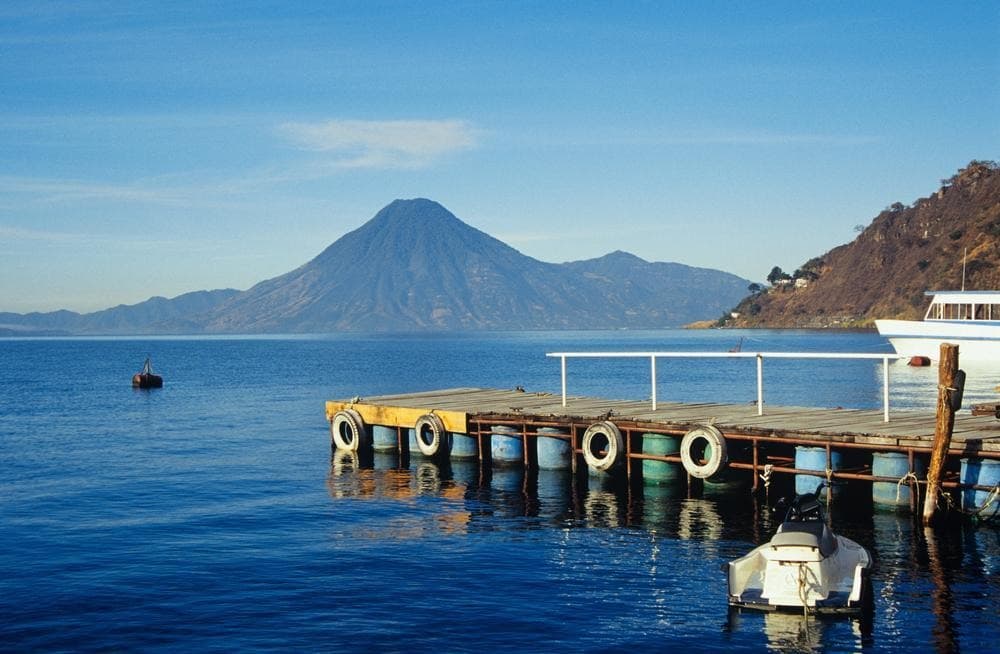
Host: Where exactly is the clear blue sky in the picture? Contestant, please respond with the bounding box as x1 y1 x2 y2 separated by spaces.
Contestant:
2 1 998 313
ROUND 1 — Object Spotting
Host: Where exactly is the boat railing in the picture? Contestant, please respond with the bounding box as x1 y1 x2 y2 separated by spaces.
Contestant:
544 351 908 422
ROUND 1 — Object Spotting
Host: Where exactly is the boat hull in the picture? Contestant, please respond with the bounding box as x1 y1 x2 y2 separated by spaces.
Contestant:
727 534 871 613
132 372 163 389
875 318 1000 362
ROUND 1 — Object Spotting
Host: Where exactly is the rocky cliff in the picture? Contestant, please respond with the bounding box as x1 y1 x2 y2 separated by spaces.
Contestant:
722 161 1000 328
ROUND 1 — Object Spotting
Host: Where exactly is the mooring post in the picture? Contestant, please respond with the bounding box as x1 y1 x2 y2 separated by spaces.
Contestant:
922 343 961 525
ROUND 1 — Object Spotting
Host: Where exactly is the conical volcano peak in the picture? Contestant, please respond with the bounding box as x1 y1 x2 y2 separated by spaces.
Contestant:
367 198 461 228
0 198 752 333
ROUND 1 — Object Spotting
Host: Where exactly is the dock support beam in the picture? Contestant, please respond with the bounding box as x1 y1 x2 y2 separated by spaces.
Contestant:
923 343 962 525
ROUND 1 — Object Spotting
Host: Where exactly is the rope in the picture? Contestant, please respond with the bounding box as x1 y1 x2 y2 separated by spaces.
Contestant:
797 563 811 617
939 482 1000 522
759 464 774 496
971 484 1000 518
896 471 919 504
825 466 834 512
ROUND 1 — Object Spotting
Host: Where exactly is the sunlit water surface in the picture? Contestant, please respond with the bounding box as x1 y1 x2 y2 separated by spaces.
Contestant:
1 331 997 652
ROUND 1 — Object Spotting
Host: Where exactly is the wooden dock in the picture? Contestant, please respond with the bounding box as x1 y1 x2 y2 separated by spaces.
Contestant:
325 387 1000 495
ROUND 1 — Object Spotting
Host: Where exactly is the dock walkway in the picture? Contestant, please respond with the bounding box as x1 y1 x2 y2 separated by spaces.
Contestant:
326 387 1000 455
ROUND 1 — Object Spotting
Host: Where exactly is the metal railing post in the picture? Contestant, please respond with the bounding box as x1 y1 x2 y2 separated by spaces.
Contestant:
650 355 657 411
545 350 904 420
882 355 890 422
756 354 764 416
560 355 567 407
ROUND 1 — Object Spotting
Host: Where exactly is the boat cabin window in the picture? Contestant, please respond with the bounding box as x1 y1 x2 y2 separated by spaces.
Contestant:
927 299 1000 321
929 302 972 320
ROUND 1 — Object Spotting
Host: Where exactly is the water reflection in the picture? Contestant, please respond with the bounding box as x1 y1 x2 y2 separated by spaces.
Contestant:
724 563 874 652
582 486 623 528
890 358 1000 411
533 469 574 521
325 455 997 652
677 498 724 542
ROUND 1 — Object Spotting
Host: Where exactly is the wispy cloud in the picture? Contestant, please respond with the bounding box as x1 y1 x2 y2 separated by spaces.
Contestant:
0 225 82 243
659 130 880 146
279 119 480 169
0 223 238 256
0 175 191 205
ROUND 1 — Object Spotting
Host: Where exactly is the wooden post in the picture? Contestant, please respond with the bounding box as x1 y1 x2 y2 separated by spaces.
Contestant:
923 343 961 525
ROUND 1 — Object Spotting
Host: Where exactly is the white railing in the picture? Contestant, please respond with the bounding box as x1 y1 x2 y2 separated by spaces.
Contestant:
545 351 907 422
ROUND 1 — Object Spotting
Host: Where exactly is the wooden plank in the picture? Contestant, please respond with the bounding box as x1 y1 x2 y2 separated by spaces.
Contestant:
325 400 467 434
971 403 1000 417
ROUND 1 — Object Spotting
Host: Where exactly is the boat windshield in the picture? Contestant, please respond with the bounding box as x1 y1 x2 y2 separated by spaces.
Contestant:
783 491 825 523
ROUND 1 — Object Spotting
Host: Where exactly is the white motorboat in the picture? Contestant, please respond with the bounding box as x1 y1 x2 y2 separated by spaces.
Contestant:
875 290 1000 362
726 487 872 613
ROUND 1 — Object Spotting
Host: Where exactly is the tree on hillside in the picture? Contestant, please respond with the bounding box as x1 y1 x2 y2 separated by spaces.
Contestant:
766 266 791 285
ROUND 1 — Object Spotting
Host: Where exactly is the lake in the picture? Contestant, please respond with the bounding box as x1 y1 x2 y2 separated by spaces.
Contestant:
1 330 997 652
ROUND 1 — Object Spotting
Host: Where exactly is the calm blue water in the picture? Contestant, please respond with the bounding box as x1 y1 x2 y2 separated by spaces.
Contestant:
1 330 997 652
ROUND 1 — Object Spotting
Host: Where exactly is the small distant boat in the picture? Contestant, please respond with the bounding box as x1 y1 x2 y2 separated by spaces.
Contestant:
132 357 163 389
875 290 1000 362
726 486 871 613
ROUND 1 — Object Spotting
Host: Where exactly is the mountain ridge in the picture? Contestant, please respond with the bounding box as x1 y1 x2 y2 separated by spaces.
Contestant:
1 199 752 334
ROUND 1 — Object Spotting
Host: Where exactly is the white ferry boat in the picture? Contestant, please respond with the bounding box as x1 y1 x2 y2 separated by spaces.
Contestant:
875 290 1000 362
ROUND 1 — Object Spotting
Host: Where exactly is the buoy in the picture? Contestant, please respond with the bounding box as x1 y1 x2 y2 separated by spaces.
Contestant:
414 414 449 457
908 356 932 367
679 425 728 479
582 421 624 473
331 409 369 452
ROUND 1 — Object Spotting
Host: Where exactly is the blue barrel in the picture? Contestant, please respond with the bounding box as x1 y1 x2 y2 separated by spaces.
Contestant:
450 433 478 459
406 428 424 457
960 458 1000 512
372 425 398 452
642 433 680 485
872 452 926 507
795 446 843 498
491 425 523 466
536 427 572 470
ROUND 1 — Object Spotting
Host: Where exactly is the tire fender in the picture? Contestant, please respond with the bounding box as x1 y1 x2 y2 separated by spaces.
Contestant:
331 409 369 451
680 425 728 479
414 413 449 457
582 421 624 472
